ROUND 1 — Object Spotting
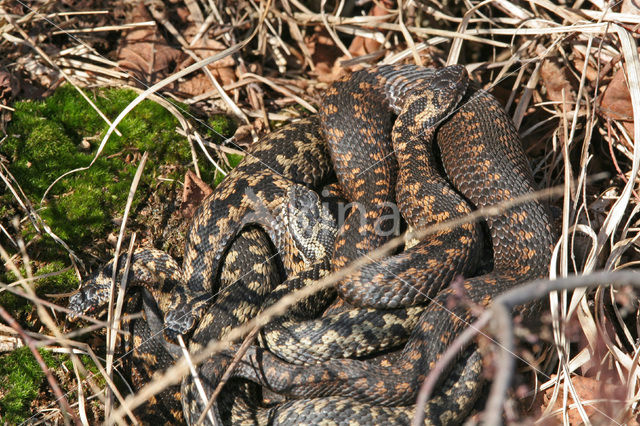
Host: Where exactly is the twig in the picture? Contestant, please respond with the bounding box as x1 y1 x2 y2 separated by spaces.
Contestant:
103 151 147 423
0 306 80 426
178 335 216 425
109 182 571 421
194 325 262 425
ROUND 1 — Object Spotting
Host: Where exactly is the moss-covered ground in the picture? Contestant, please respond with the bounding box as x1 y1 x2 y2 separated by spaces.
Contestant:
0 347 61 423
0 85 238 249
0 85 237 422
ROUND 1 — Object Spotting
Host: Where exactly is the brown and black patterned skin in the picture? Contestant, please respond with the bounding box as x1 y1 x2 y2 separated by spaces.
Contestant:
67 118 341 423
67 228 279 423
168 66 486 342
166 65 487 364
134 227 281 424
183 226 282 425
263 346 483 425
328 66 484 308
260 66 484 367
68 64 555 424
218 68 555 410
162 117 335 340
319 66 482 309
209 345 482 425
112 250 184 422
159 65 484 422
67 249 186 421
182 185 340 425
68 118 334 422
163 65 488 364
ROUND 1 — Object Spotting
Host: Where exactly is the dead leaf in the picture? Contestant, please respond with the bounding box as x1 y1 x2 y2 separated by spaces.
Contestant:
181 170 213 219
117 2 184 84
233 123 256 148
313 1 395 83
537 374 637 424
347 0 394 57
176 38 236 97
600 68 633 122
306 27 344 82
0 70 15 130
16 54 59 88
0 71 13 105
621 0 640 14
539 46 575 105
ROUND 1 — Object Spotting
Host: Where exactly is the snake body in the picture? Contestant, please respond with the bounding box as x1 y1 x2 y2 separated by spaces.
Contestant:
320 66 483 310
183 226 281 425
68 64 554 424
69 115 342 423
161 115 335 340
214 69 554 408
68 119 331 422
68 229 278 423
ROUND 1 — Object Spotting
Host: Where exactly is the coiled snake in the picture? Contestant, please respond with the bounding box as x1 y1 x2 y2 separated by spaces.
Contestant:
69 64 555 424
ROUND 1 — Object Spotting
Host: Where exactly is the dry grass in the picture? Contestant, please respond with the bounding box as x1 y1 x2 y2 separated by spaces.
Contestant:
1 0 640 424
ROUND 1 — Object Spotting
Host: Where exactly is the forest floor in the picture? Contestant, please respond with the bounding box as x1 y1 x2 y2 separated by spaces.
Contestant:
1 0 640 424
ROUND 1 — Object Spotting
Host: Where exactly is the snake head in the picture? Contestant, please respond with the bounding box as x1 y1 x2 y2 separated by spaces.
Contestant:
163 310 195 342
429 65 469 118
67 254 125 321
436 65 468 92
163 291 211 342
285 184 337 266
394 65 470 130
67 281 111 321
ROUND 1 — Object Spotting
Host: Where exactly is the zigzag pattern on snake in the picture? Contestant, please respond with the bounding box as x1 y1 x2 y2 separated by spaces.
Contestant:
213 67 555 412
68 64 555 424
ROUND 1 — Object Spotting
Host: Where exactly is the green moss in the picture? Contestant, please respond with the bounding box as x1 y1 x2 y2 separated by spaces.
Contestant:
212 153 246 186
0 262 78 313
0 347 61 423
227 153 244 168
0 88 245 257
0 341 102 423
206 114 236 144
0 85 193 251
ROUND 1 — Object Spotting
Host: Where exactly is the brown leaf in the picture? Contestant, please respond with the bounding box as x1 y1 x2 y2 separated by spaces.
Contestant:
0 71 14 105
176 38 236 97
16 54 59 88
539 49 575 105
536 374 637 424
117 2 184 84
347 0 394 57
621 0 640 14
600 68 633 122
306 27 344 82
0 71 15 130
233 123 256 148
181 170 213 219
312 1 396 83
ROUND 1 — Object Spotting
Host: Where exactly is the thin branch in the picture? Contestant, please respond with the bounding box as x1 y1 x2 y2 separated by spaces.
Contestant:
0 307 80 426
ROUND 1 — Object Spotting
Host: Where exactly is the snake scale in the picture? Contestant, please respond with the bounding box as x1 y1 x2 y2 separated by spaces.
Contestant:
68 64 555 424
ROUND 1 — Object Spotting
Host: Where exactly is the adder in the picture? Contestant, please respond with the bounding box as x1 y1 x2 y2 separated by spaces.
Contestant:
69 64 554 424
210 66 554 419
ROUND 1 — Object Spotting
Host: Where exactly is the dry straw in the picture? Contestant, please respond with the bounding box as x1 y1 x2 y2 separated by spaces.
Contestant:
2 0 640 423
